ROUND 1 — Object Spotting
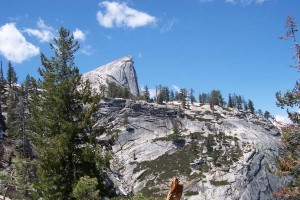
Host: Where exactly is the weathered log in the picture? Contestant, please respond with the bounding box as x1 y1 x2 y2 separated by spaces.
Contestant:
166 177 183 200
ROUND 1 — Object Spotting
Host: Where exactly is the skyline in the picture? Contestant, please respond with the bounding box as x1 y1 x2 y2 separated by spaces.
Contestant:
0 0 299 123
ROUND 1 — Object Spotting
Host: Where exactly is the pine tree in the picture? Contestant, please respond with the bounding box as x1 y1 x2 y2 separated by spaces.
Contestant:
29 27 109 199
143 85 150 102
199 92 210 104
189 88 195 105
170 90 175 101
0 60 4 81
248 99 255 114
179 88 187 108
228 94 233 108
257 109 263 117
174 91 179 101
210 90 220 107
272 16 300 199
6 65 18 139
236 95 243 110
263 111 271 120
7 61 17 88
0 61 6 116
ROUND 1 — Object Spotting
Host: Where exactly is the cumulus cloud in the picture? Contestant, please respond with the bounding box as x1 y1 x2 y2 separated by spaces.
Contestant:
96 1 156 28
24 18 54 42
0 23 39 63
73 28 86 41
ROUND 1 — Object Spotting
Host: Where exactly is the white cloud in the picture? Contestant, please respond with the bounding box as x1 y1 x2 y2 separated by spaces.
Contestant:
225 0 236 4
81 45 94 56
96 1 156 28
148 88 156 98
0 23 39 63
160 18 177 33
73 28 86 41
24 18 54 43
273 115 292 128
172 85 180 92
225 0 268 5
199 0 214 3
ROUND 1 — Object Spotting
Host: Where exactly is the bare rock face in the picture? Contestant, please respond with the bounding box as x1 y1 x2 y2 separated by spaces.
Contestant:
82 56 140 96
94 99 290 200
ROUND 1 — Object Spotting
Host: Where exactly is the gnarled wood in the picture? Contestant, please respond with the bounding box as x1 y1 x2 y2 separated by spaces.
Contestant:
166 177 183 200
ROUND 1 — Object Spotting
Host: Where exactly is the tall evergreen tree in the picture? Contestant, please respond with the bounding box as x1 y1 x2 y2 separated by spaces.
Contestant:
179 88 187 107
0 60 4 81
257 109 263 117
198 92 211 104
29 27 109 199
263 111 271 120
272 16 300 199
228 94 233 108
236 95 243 110
143 85 150 102
0 61 6 115
174 91 179 101
7 61 17 88
170 89 175 101
189 88 196 104
248 99 255 114
210 90 221 107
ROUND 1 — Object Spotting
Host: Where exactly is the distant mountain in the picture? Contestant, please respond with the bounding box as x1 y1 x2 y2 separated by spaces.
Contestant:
82 56 140 96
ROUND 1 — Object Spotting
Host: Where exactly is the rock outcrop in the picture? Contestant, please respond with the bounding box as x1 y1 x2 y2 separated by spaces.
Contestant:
94 99 289 199
82 56 139 96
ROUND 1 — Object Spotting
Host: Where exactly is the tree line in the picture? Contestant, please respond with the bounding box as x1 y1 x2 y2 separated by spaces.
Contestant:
141 85 270 119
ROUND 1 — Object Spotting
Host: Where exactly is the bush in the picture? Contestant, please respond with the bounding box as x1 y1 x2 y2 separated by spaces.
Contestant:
72 176 100 200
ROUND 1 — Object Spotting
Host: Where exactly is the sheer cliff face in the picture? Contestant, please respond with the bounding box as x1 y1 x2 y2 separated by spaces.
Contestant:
94 99 289 200
82 56 140 96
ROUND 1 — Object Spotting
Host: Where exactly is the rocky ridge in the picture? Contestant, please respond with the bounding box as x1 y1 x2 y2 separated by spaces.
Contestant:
82 56 140 96
95 98 289 200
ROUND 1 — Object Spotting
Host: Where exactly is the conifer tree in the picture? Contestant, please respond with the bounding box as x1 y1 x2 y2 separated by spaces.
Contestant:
272 16 300 199
189 88 195 104
236 95 243 110
248 99 255 114
7 61 17 88
179 88 187 108
228 94 233 108
170 90 175 101
0 61 6 115
6 64 18 139
263 111 271 120
257 109 263 117
143 85 150 102
174 91 179 101
29 27 109 199
0 60 4 81
210 90 221 107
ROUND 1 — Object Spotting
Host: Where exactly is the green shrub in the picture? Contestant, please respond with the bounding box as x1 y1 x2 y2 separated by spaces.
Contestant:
72 176 100 200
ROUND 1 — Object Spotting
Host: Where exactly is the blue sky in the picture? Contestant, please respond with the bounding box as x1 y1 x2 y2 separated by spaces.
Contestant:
0 0 299 121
